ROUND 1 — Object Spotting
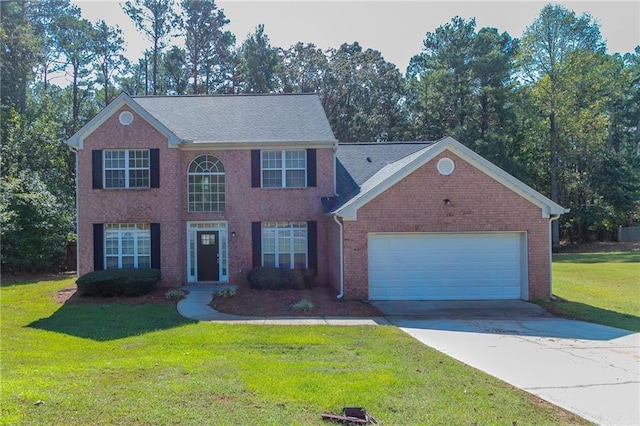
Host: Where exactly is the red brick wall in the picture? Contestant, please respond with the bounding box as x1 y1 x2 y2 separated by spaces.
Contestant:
341 151 552 300
77 106 334 286
180 148 334 284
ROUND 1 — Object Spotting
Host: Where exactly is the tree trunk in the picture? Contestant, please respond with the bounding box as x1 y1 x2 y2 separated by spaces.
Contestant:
549 111 560 249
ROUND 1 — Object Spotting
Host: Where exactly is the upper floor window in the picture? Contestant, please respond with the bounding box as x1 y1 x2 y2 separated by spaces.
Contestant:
261 150 307 188
188 155 225 212
104 149 149 189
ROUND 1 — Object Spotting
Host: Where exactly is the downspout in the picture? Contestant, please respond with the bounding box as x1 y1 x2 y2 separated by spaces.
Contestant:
333 214 344 299
548 213 562 300
332 143 338 196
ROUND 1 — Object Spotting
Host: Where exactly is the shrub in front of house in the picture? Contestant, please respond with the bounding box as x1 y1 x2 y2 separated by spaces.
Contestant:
76 268 161 297
247 267 315 290
165 289 186 301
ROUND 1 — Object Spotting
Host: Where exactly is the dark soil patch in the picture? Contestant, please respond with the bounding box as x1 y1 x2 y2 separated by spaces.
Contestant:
211 285 382 317
558 241 640 253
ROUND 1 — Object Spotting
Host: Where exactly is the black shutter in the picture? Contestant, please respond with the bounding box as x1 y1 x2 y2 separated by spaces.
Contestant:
307 221 318 273
150 223 161 269
150 149 160 188
251 222 262 267
251 150 261 188
93 224 104 270
92 150 103 189
306 149 317 187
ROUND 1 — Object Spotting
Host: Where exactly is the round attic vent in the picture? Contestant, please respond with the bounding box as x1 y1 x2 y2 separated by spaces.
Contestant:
437 157 455 176
118 111 134 126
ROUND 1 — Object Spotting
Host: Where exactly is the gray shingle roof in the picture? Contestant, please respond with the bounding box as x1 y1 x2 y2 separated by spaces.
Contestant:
336 142 434 186
132 93 336 143
325 142 435 211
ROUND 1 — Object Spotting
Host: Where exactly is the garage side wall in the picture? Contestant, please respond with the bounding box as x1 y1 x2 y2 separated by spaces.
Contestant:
341 151 551 300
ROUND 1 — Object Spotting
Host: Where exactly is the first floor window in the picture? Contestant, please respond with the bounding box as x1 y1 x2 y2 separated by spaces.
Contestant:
104 149 149 189
262 221 307 268
105 223 151 269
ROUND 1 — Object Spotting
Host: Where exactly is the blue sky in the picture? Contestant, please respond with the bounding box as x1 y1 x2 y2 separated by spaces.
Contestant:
72 0 639 73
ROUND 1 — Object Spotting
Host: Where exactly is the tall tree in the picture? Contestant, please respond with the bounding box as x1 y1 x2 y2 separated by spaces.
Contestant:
180 0 232 94
27 0 71 92
407 17 477 139
53 10 94 128
0 0 42 113
93 20 126 106
518 3 605 247
161 45 189 94
279 42 328 94
237 24 280 93
123 0 177 95
323 42 406 142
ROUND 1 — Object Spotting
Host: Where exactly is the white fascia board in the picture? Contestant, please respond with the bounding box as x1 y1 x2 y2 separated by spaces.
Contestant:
178 139 336 150
334 136 567 220
65 93 181 149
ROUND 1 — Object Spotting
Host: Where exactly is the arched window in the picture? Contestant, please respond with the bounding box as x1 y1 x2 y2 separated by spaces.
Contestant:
188 155 225 212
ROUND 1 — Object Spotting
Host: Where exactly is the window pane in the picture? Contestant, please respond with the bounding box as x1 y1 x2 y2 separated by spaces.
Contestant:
293 253 307 269
278 253 291 269
138 234 150 255
261 151 282 169
262 170 282 188
105 170 125 188
285 170 306 188
121 256 134 268
138 256 151 269
106 257 118 269
263 254 276 267
129 169 149 188
285 150 306 169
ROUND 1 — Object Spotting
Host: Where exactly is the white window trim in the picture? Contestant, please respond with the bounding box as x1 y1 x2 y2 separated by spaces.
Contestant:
261 221 308 269
103 149 150 189
260 149 307 188
104 223 151 269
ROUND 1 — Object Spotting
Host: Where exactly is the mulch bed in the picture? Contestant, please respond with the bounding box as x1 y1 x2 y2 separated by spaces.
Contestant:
211 285 382 317
55 285 181 305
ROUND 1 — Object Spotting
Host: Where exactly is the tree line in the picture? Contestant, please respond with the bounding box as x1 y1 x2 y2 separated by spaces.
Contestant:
1 0 639 272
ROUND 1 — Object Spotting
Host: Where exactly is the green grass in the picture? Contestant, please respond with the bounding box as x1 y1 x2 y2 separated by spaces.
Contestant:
0 277 587 425
541 251 640 331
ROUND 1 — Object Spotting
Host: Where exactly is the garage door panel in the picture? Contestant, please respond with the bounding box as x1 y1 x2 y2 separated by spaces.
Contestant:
368 233 524 300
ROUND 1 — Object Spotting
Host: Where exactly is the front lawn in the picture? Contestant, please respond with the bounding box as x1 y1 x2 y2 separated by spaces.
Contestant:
541 251 640 331
0 277 586 425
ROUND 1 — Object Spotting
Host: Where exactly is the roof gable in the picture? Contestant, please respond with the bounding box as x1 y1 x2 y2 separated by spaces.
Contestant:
333 137 567 220
65 93 180 149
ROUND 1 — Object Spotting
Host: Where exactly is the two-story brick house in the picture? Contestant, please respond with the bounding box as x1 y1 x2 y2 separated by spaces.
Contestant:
67 92 566 301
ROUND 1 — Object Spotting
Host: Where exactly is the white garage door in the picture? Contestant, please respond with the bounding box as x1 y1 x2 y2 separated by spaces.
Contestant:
368 233 525 300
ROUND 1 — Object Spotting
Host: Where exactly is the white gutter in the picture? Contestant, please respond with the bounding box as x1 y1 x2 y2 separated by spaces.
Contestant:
333 215 344 299
548 213 562 300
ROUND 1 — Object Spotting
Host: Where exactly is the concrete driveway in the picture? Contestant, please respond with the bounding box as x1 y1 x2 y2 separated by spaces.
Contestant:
373 301 640 426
